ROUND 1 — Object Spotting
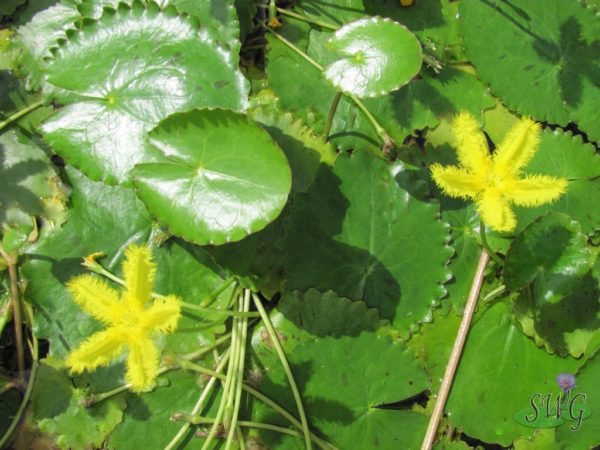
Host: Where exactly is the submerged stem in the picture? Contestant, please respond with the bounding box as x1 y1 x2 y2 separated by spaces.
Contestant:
181 360 335 450
267 29 323 71
479 222 504 266
181 301 259 318
174 414 306 438
164 350 230 450
0 100 44 132
225 289 251 450
252 293 312 450
324 92 342 141
200 292 242 450
420 250 490 450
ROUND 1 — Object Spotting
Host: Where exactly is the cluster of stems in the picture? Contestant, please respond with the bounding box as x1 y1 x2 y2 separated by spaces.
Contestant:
79 258 336 450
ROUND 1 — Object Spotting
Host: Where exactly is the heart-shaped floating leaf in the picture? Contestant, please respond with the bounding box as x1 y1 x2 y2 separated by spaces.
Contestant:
323 16 422 98
282 150 452 337
132 109 292 246
41 1 248 185
504 213 593 306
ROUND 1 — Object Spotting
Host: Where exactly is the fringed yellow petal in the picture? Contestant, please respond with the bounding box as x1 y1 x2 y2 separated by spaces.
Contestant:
430 164 484 199
141 295 182 334
452 112 491 173
122 244 156 310
125 337 159 392
66 274 123 324
476 188 516 232
65 327 127 373
505 175 568 207
493 117 541 176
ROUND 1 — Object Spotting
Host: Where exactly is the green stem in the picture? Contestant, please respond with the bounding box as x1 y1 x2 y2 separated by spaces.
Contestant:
86 264 127 287
268 0 277 23
0 100 44 132
200 277 236 307
200 292 242 450
267 29 324 70
324 92 342 141
181 301 259 318
174 414 305 438
164 350 230 450
86 384 131 407
252 293 312 450
350 94 395 149
225 290 251 450
259 4 339 30
181 333 231 360
236 426 245 449
180 361 336 450
479 222 503 266
267 28 394 149
223 296 243 444
482 285 506 304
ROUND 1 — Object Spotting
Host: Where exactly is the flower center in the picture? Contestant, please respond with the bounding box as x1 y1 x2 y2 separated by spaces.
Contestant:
484 171 505 190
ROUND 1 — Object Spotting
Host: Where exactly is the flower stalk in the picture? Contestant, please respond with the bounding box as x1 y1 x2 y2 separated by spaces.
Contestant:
421 250 490 449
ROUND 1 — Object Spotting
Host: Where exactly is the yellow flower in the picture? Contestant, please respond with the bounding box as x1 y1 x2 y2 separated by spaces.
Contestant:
430 112 567 232
65 244 181 392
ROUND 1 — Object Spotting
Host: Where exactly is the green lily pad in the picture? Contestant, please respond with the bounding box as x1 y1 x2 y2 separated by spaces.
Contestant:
446 302 582 446
15 1 81 90
0 128 67 233
267 289 381 348
132 109 291 246
408 307 461 391
512 272 600 358
323 17 422 98
31 358 125 450
108 370 217 450
504 213 594 306
41 1 248 185
254 332 429 450
79 0 241 55
282 150 452 337
459 0 600 132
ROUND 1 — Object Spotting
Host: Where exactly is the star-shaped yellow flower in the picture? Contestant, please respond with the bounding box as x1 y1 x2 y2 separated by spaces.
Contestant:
430 112 568 232
65 244 181 392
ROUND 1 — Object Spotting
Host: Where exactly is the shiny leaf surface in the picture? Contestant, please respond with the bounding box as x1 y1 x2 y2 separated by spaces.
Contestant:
323 17 422 98
132 109 291 245
504 213 593 305
41 2 248 184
